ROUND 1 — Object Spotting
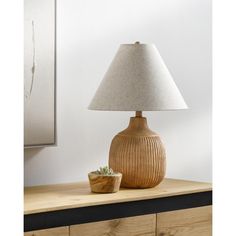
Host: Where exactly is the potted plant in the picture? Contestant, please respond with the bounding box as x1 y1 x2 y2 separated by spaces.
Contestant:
88 166 122 193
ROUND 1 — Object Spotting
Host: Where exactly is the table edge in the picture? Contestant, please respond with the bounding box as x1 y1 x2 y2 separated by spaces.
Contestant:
24 185 212 215
24 190 212 232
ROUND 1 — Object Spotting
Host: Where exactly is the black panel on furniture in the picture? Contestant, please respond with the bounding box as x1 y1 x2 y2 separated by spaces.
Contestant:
24 191 212 232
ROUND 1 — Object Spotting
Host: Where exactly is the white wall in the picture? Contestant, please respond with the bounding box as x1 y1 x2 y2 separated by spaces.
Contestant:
24 0 211 186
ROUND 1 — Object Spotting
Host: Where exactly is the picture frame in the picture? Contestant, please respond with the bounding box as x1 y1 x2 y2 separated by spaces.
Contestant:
24 0 56 148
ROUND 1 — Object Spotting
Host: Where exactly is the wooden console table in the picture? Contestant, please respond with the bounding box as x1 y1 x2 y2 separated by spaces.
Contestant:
24 178 212 235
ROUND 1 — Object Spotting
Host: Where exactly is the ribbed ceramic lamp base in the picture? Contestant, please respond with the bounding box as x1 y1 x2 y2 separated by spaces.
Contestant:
109 116 166 188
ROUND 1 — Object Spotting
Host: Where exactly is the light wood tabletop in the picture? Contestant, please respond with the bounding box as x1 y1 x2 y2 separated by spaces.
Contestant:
24 178 212 215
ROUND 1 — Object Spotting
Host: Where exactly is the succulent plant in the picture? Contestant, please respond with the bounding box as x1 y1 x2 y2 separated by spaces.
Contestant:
94 166 114 175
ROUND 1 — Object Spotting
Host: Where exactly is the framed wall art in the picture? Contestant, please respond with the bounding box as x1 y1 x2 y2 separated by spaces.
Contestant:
24 0 56 147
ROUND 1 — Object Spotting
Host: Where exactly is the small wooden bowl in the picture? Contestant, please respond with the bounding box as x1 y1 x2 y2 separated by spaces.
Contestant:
88 172 122 193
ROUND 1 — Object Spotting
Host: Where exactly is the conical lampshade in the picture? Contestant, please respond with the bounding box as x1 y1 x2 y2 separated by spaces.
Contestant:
89 43 187 111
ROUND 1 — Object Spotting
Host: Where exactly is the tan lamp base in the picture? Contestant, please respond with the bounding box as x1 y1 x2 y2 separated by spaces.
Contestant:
109 112 166 189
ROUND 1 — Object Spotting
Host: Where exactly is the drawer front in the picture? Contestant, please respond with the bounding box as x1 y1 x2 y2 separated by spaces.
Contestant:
156 206 212 236
70 214 156 236
24 226 69 236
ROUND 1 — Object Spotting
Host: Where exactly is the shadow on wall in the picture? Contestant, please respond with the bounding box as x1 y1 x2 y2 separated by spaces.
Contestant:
24 148 44 160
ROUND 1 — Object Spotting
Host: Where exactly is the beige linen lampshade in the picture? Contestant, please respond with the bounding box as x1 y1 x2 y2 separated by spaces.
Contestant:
89 43 187 111
89 42 187 189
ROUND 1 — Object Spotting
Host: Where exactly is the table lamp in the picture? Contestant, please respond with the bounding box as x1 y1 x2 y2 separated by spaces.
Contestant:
89 42 187 188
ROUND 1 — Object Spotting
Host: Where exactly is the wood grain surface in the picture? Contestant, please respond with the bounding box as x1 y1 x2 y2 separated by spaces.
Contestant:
24 227 69 236
156 206 212 236
24 178 212 215
70 214 156 236
88 172 122 193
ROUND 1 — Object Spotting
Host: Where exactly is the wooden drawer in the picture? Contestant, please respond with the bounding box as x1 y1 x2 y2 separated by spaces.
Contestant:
70 214 156 236
24 226 69 236
156 206 212 236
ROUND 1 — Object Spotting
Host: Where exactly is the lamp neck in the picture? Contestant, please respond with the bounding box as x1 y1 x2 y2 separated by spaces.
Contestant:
118 113 157 136
135 111 143 117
